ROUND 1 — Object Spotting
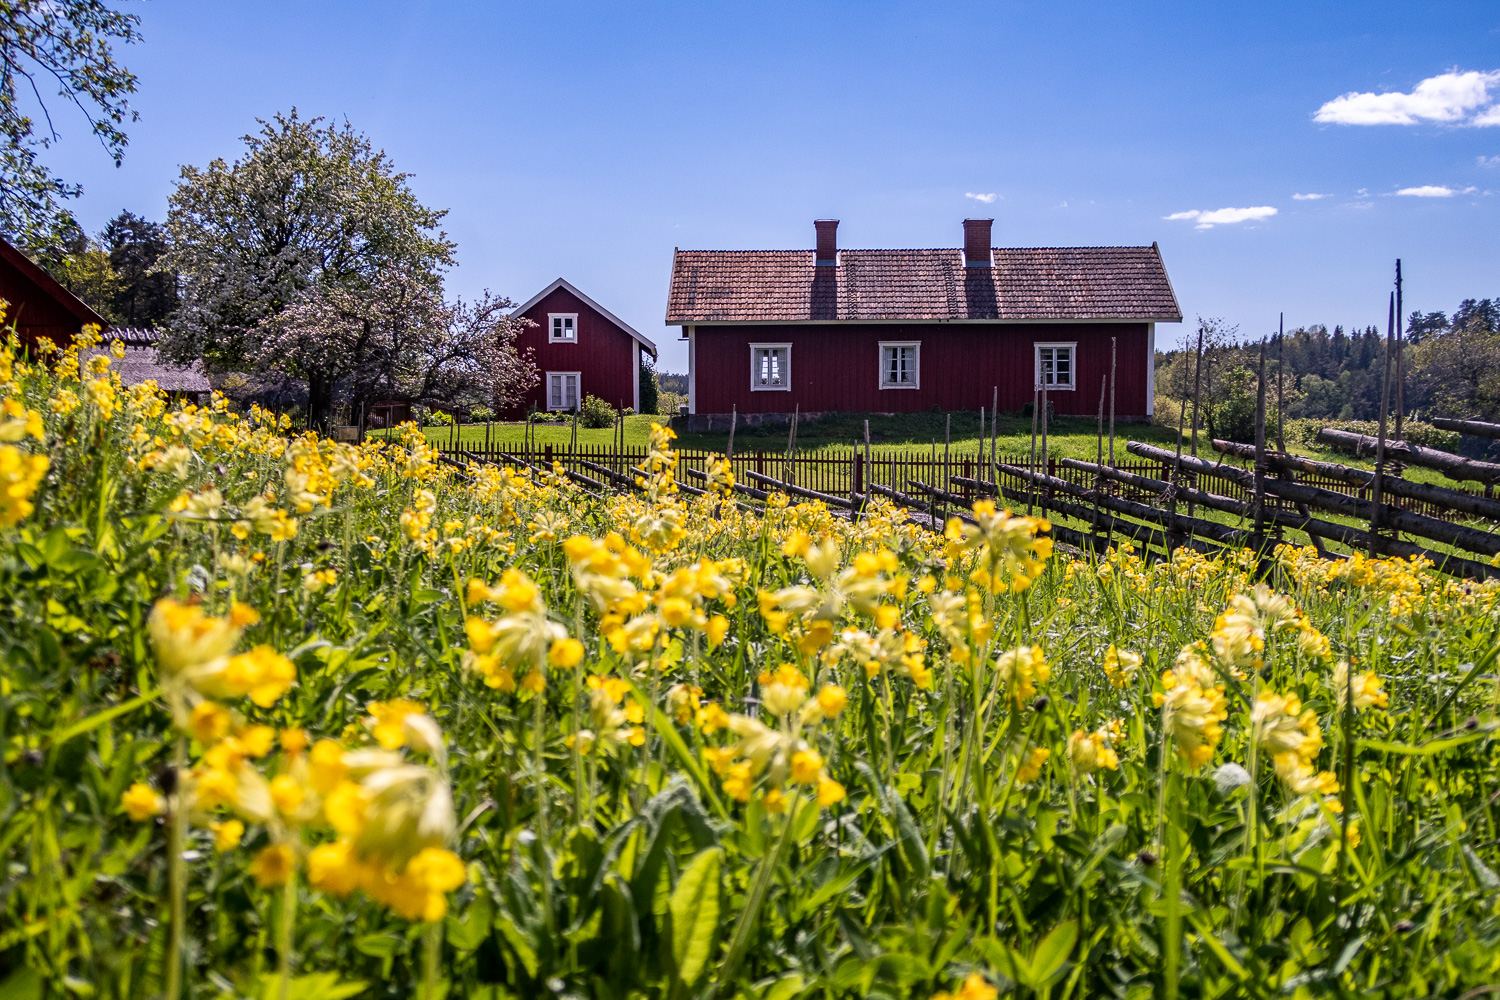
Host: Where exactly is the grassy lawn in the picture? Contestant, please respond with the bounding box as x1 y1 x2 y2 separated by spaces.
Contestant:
402 411 1189 460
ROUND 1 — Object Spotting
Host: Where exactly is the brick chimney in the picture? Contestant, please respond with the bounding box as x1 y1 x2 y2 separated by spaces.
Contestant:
963 218 993 267
814 219 839 266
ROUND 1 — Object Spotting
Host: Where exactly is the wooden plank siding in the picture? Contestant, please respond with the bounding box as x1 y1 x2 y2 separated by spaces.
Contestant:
508 284 640 418
689 322 1150 418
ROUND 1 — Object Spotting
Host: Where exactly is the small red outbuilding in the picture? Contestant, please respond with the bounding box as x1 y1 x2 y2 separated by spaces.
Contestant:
0 234 109 349
507 278 658 417
666 219 1182 430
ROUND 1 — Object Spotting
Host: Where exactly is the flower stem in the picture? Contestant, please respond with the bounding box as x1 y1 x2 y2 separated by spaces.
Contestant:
422 919 442 1000
277 868 297 1000
164 733 187 1000
718 791 798 995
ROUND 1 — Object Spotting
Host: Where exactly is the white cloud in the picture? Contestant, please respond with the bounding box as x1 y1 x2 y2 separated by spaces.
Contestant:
1395 184 1476 197
1165 206 1278 229
965 192 997 203
1479 155 1500 168
1314 69 1500 126
1292 192 1330 200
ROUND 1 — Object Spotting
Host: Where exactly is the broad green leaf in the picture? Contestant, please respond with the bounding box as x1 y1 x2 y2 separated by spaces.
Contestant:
1029 920 1078 986
669 847 721 985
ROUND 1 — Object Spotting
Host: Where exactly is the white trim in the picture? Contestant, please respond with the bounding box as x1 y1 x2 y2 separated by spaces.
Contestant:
687 329 697 414
512 277 659 355
1146 323 1156 416
632 342 641 413
548 312 578 343
544 371 582 411
877 340 921 390
1034 342 1078 391
749 342 792 392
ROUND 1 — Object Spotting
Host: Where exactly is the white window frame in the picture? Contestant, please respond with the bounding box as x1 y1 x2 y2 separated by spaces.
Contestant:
877 341 921 390
545 371 581 411
749 343 791 392
1034 342 1077 391
548 313 578 343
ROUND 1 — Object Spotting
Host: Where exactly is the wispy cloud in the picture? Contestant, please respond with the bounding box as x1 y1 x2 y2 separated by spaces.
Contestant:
965 192 997 204
1165 206 1278 229
1292 192 1330 200
1395 185 1476 197
1314 69 1500 126
1479 155 1500 168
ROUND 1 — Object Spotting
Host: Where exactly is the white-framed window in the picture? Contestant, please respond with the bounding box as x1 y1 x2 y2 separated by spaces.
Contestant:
750 343 791 391
1035 342 1076 390
546 371 580 411
878 341 920 389
549 313 578 343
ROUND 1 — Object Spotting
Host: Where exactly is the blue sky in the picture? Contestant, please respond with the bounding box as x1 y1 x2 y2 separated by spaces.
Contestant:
43 0 1500 371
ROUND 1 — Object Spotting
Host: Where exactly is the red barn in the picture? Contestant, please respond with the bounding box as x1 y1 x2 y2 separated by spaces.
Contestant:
666 219 1181 429
0 234 109 350
508 278 658 417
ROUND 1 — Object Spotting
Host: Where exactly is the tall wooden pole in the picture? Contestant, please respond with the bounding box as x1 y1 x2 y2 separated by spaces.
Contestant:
727 404 737 460
1253 340 1268 552
1370 292 1396 555
1028 387 1039 515
1276 313 1285 452
990 385 999 482
1108 336 1117 467
1394 259 1405 441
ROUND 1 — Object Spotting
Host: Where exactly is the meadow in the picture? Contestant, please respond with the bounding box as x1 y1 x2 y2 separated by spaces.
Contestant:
5 330 1500 1000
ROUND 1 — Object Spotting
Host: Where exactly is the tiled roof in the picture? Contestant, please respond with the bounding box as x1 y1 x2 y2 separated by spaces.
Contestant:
666 246 1181 324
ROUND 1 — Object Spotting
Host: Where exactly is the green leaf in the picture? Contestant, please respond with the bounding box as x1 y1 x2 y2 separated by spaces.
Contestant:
762 975 806 1000
1029 920 1078 986
256 973 368 1000
50 692 157 745
669 847 722 985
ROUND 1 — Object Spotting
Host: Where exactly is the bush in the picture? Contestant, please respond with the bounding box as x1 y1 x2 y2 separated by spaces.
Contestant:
639 357 660 415
469 407 494 422
580 395 617 428
1284 417 1461 452
416 406 454 427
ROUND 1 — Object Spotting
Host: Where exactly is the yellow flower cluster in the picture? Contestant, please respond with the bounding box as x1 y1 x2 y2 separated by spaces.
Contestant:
945 500 1053 593
706 665 847 811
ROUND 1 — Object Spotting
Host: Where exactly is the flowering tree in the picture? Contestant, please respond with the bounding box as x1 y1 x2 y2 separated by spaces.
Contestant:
159 111 457 429
259 272 537 423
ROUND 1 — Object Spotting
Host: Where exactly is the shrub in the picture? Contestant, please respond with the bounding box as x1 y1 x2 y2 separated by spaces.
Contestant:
469 406 494 422
580 394 617 429
639 358 660 415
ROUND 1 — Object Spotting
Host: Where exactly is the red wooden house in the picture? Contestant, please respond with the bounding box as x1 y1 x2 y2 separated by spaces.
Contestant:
0 234 110 350
666 219 1181 430
507 278 658 417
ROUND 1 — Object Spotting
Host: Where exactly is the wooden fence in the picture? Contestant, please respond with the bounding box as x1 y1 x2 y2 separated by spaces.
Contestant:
434 440 1487 523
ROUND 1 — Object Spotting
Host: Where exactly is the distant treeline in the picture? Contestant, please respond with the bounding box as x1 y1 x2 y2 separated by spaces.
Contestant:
1155 300 1500 451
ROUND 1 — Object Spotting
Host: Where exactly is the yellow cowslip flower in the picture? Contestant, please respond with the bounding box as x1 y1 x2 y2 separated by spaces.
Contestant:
309 739 347 793
0 445 48 526
307 840 365 897
222 646 297 708
521 668 546 694
249 844 295 887
1155 666 1228 769
816 685 847 718
0 397 46 442
995 645 1050 706
281 728 309 753
396 847 467 922
121 782 165 821
189 701 232 745
1016 746 1051 785
1067 730 1120 775
722 761 754 802
706 613 730 647
365 700 434 751
548 637 584 669
790 749 823 785
1102 644 1141 689
210 819 244 852
667 683 702 725
301 568 337 593
696 702 730 734
950 500 1053 594
932 973 999 1000
269 774 306 816
816 774 846 807
1273 751 1340 797
194 767 238 811
1333 660 1389 713
1250 691 1324 765
148 597 244 677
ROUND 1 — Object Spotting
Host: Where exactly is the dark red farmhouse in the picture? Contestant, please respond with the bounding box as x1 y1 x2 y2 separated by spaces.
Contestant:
507 278 658 417
666 219 1181 430
0 233 109 350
